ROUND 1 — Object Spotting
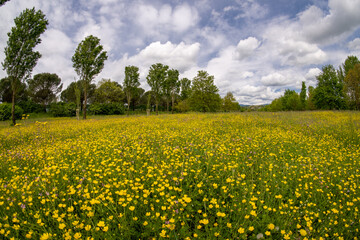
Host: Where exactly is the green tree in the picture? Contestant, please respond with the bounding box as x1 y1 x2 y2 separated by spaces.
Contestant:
189 70 222 112
123 66 140 114
93 79 123 104
339 56 360 109
180 78 191 100
2 8 48 125
60 81 96 108
223 92 240 112
299 81 307 110
0 77 27 103
314 65 346 110
28 73 62 110
146 63 169 115
307 86 316 110
163 69 180 113
72 35 108 119
344 64 360 110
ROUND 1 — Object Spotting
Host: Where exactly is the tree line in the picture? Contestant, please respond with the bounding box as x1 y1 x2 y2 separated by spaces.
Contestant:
263 55 360 112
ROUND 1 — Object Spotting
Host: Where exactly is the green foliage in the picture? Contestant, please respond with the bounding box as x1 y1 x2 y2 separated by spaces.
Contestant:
188 71 222 112
49 102 76 117
174 99 190 112
300 81 306 110
72 35 108 119
28 73 62 108
344 64 360 110
266 89 302 111
0 103 23 121
180 78 191 100
146 63 169 114
89 103 125 115
314 65 346 110
18 100 44 114
0 77 27 103
163 69 180 112
307 86 316 110
2 7 48 125
93 79 123 104
61 81 96 107
123 66 140 112
222 92 240 112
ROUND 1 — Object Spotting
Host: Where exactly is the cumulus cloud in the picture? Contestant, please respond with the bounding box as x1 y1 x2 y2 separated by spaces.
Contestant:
348 38 360 51
261 73 289 86
235 37 261 60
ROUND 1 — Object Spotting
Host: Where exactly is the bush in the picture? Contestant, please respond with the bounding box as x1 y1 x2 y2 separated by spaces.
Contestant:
49 102 76 117
0 103 24 121
89 103 125 115
18 100 45 113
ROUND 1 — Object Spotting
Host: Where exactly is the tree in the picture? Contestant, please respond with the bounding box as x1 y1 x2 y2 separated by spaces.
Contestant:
163 69 180 113
72 35 108 119
0 0 10 6
223 92 239 112
189 70 222 112
93 79 123 104
313 65 346 110
0 77 27 103
344 64 360 110
60 80 96 108
28 73 62 110
307 86 316 110
123 66 140 114
281 89 302 111
146 63 169 115
299 81 307 110
2 8 48 125
339 56 360 109
180 78 191 100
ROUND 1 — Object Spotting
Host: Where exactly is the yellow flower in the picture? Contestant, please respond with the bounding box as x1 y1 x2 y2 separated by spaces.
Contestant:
40 233 52 240
85 225 91 231
249 226 254 231
143 221 148 226
97 221 105 227
299 229 307 236
238 227 245 234
160 230 167 237
103 226 109 232
74 232 82 239
59 223 66 230
129 206 135 211
268 223 275 230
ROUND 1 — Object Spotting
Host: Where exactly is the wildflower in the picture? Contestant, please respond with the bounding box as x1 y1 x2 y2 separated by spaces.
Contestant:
74 232 82 239
40 233 52 240
129 206 135 211
238 227 245 233
299 229 307 236
268 223 275 230
97 221 105 228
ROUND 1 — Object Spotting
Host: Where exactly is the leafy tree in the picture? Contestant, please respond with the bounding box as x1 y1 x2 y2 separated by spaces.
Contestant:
313 65 346 110
339 56 360 109
344 64 360 110
189 70 222 112
123 66 140 114
130 87 145 111
223 92 240 112
72 35 108 119
282 89 302 111
2 8 48 125
0 77 27 103
307 86 316 110
28 73 62 110
180 78 191 100
299 81 307 110
338 56 360 81
163 69 180 113
60 81 96 108
93 79 123 104
146 63 169 115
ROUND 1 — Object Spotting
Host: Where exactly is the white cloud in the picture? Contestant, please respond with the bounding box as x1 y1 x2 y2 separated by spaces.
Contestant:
235 37 261 60
261 73 288 86
348 38 360 51
305 68 322 86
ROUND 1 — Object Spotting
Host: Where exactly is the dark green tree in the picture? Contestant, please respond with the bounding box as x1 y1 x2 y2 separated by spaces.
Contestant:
2 8 48 125
313 65 346 110
28 73 62 110
180 78 191 100
344 64 360 110
222 92 239 112
72 35 108 119
146 63 169 115
93 79 123 104
123 66 140 114
60 81 96 108
188 70 222 112
163 69 180 113
0 77 27 103
299 81 307 110
307 86 316 110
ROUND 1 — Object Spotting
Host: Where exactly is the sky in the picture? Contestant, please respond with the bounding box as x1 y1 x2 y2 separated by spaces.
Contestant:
0 0 360 105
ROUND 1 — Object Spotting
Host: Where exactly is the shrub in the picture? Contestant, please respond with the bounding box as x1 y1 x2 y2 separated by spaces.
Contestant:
49 102 76 117
18 100 45 113
89 103 125 115
0 103 24 121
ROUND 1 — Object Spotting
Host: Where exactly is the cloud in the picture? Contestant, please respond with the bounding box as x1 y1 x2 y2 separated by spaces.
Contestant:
261 73 289 86
299 0 360 44
305 68 322 86
348 38 360 51
235 37 261 60
235 0 268 20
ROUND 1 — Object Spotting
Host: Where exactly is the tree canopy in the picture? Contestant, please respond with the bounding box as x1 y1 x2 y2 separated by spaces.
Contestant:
146 63 169 114
123 66 140 113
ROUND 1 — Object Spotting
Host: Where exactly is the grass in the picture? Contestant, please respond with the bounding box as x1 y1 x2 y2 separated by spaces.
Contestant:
0 111 359 239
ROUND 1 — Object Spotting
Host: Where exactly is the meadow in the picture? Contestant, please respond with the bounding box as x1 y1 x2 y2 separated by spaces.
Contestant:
0 112 360 240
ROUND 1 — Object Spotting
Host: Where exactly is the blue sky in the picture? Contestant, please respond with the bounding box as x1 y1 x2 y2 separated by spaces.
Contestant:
1 0 360 105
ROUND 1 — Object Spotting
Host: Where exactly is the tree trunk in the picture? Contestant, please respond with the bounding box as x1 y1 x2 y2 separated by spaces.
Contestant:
166 100 169 112
156 100 158 115
11 90 16 126
171 95 175 114
83 86 87 120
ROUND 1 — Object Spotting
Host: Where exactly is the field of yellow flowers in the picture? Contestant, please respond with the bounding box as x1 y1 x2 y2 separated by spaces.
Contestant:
0 112 360 240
